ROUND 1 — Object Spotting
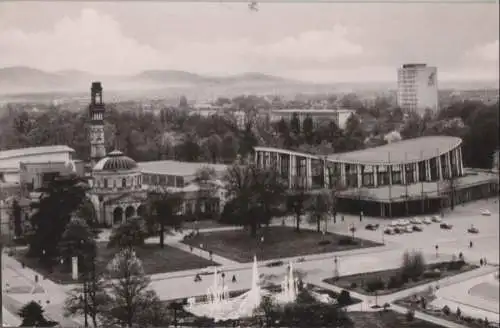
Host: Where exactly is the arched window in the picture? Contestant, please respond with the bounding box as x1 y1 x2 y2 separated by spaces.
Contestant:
104 179 108 188
122 178 126 188
113 179 117 188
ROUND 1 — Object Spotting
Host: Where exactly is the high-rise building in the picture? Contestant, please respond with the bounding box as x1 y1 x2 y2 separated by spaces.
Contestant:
397 63 438 114
88 82 106 166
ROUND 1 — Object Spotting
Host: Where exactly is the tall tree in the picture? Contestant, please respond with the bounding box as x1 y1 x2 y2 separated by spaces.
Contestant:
145 189 182 248
18 301 58 327
290 113 301 136
287 187 310 233
307 192 330 233
27 175 89 262
302 115 314 144
11 199 23 237
108 217 148 250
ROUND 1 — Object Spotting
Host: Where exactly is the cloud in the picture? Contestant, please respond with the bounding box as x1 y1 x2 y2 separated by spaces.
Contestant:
466 40 499 62
0 9 164 75
0 8 363 77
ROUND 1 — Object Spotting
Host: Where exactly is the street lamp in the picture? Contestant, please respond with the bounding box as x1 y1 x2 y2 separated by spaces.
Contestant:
334 256 339 280
435 245 439 258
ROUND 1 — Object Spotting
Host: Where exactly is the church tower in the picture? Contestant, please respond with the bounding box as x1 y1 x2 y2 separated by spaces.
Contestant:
89 82 106 167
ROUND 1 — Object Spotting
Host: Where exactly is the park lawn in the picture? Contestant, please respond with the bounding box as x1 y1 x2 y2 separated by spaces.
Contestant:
182 220 231 231
323 261 479 296
349 311 447 328
182 226 382 263
15 242 217 285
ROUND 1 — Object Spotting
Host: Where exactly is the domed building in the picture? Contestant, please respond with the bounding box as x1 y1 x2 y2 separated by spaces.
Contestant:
89 150 147 226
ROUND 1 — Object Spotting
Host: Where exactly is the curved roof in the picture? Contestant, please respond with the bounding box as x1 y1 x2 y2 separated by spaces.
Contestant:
327 136 462 165
255 136 462 166
93 150 138 172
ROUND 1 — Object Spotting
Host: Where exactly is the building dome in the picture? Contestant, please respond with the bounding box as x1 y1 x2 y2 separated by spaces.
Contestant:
93 150 138 171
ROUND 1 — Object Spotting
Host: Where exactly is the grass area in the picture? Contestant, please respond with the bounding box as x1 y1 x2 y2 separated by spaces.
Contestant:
323 261 479 296
15 242 217 285
394 291 497 328
349 311 447 328
182 226 382 263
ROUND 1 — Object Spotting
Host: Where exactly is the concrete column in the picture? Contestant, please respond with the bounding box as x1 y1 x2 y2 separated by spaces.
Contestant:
388 165 393 185
340 163 347 186
425 160 431 181
437 155 443 180
414 163 419 182
373 165 378 187
401 164 406 185
357 165 362 188
306 158 312 189
458 147 464 175
323 160 329 188
445 152 452 179
277 153 281 174
254 151 258 165
289 154 294 188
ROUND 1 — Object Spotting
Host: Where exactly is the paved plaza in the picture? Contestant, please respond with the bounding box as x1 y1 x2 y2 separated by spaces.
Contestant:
2 198 499 326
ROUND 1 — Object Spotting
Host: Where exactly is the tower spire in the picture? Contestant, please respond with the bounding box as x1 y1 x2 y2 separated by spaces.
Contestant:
89 82 106 167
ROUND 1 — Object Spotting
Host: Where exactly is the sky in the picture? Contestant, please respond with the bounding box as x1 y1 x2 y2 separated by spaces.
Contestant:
0 1 498 83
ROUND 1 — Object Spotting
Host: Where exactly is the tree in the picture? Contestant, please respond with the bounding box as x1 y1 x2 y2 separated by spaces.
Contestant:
58 218 96 273
238 122 258 158
302 115 314 144
18 301 58 327
146 189 182 248
223 164 285 237
307 192 330 232
287 187 310 233
342 114 366 151
179 95 188 108
103 248 166 327
290 112 301 136
27 175 89 262
400 250 426 281
11 199 23 237
107 217 148 250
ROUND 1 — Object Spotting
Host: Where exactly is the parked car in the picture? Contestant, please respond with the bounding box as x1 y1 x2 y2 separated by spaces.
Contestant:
423 217 432 225
410 217 422 225
384 227 394 235
399 219 411 226
365 224 377 231
440 223 453 230
393 227 402 234
412 225 423 232
390 220 399 227
404 225 413 233
432 215 442 223
480 209 491 216
467 225 479 234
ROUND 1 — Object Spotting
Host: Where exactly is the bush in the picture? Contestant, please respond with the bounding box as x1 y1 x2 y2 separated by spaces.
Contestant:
337 290 352 306
442 305 451 316
422 269 442 279
406 309 415 322
318 240 331 246
266 261 284 267
365 276 385 292
447 260 466 271
338 237 357 246
350 282 358 289
387 275 404 289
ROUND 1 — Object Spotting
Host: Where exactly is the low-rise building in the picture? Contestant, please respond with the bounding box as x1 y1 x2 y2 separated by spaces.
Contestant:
269 108 355 129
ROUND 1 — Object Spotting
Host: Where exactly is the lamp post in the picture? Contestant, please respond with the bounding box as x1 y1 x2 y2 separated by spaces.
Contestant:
334 256 339 280
435 245 439 258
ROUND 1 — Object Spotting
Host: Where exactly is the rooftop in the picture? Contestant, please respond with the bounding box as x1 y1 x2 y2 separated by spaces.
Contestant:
138 160 228 177
0 145 75 161
271 109 355 114
327 136 462 165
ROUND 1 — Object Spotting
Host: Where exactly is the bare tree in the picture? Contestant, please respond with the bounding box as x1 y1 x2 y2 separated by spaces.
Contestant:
287 186 310 233
307 191 330 233
102 248 167 327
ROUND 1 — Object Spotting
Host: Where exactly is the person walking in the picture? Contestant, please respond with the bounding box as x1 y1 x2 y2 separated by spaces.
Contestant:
232 274 237 283
469 241 473 248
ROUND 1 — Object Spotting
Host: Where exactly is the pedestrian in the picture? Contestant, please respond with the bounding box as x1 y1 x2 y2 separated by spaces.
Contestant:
484 258 487 265
480 258 484 266
469 241 473 248
341 215 345 222
190 245 193 252
21 261 25 269
232 274 237 283
34 274 39 283
209 250 213 261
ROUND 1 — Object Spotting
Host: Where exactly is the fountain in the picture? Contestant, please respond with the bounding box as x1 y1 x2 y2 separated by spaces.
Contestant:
275 261 299 303
185 256 267 321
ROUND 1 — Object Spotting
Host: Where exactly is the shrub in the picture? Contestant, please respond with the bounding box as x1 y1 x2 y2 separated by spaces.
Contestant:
387 275 404 289
318 240 331 246
456 307 461 318
447 260 466 271
442 305 451 316
338 237 357 246
365 276 385 292
350 282 358 289
401 250 426 280
406 309 415 322
266 261 284 267
337 290 352 306
422 269 442 279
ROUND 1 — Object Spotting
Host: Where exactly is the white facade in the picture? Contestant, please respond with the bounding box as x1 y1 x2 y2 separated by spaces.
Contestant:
397 64 438 114
269 109 355 129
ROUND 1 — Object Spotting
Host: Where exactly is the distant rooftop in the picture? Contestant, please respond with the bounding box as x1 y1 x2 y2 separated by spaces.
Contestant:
271 109 355 114
138 160 228 177
402 63 428 68
0 145 75 161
